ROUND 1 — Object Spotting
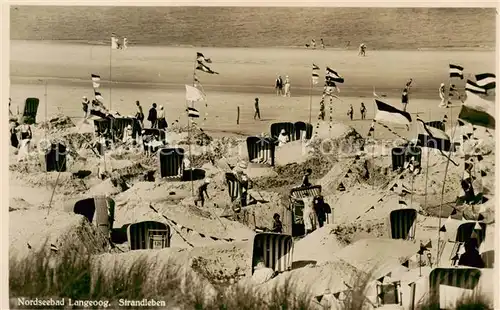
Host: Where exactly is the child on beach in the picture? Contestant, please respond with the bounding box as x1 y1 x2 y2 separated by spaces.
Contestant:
360 102 367 120
254 98 261 120
347 104 354 120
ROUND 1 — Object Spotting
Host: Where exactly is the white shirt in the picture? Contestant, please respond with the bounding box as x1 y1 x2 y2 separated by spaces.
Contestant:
278 134 289 146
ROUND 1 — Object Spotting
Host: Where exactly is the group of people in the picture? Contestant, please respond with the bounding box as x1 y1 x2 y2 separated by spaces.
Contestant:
439 82 461 108
347 102 367 120
275 75 291 97
305 38 326 49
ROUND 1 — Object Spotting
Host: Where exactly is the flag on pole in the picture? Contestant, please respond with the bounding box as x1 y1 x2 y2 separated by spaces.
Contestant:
196 52 212 63
185 85 206 102
312 63 320 85
465 79 488 95
458 89 495 129
374 99 412 125
94 90 104 102
91 74 101 88
325 67 344 83
416 118 453 151
187 107 200 118
449 64 464 79
475 73 496 90
196 61 219 75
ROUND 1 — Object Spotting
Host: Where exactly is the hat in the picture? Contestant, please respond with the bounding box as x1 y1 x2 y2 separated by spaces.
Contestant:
280 129 286 134
204 178 211 184
82 96 87 99
127 125 132 129
273 213 280 219
441 83 445 86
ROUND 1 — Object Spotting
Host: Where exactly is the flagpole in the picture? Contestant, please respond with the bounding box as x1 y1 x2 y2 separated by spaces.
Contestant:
423 110 431 211
308 78 313 124
436 113 460 267
109 39 112 112
189 53 199 195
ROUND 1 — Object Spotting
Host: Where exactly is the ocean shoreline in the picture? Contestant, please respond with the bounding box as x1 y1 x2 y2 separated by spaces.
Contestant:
9 40 495 52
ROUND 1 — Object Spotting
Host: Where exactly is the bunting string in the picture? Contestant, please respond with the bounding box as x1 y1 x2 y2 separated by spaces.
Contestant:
373 120 409 141
148 204 249 244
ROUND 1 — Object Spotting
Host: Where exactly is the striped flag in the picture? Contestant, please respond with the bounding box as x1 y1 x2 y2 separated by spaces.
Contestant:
374 99 412 125
185 84 205 102
458 89 495 129
416 118 453 152
187 107 200 118
475 73 496 90
312 63 320 85
449 64 464 79
197 52 212 63
91 74 101 88
196 61 219 75
325 67 344 83
465 79 487 95
94 90 104 102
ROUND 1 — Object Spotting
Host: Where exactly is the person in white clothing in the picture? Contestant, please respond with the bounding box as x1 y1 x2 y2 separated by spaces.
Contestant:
302 192 318 236
438 83 447 108
284 76 291 97
251 261 275 284
277 129 289 147
122 124 134 144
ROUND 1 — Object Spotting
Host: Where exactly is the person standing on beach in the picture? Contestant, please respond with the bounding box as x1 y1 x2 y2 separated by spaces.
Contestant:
157 105 167 130
360 102 367 120
284 76 291 97
438 83 447 108
402 86 409 112
147 103 158 128
302 192 318 236
311 39 316 49
301 168 312 187
271 213 283 233
194 178 211 207
275 76 283 96
347 104 354 120
254 98 261 120
135 101 144 127
82 96 90 120
320 38 325 49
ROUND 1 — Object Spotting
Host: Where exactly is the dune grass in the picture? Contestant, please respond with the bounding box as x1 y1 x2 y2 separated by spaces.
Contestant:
9 245 493 309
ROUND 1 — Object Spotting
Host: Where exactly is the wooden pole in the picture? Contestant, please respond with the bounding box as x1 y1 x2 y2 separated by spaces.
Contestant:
109 39 112 111
308 78 313 124
237 106 240 125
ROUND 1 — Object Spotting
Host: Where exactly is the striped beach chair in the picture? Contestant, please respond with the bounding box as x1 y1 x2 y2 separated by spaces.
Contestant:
246 136 276 166
159 148 184 179
225 172 244 205
127 221 170 250
251 233 293 275
285 185 322 236
428 268 483 308
270 122 295 140
22 98 39 125
44 143 67 172
112 117 135 140
293 121 313 141
388 208 417 240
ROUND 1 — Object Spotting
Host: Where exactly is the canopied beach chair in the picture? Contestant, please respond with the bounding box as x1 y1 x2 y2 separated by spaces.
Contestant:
251 233 293 275
159 147 184 179
44 143 67 172
293 121 313 140
391 146 422 171
73 196 115 237
225 172 245 207
21 98 39 125
126 221 171 250
270 122 295 140
284 185 322 236
428 267 488 309
449 222 487 266
388 208 417 240
246 136 276 166
112 117 136 140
